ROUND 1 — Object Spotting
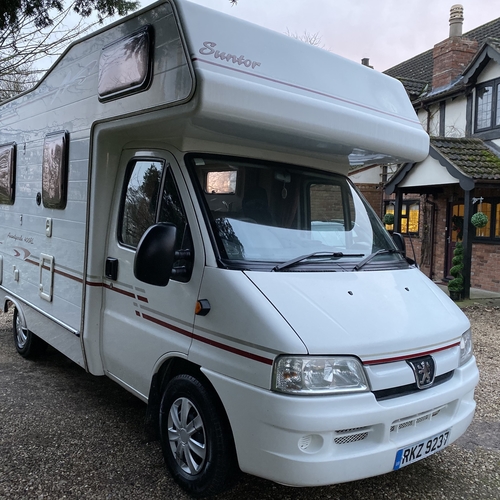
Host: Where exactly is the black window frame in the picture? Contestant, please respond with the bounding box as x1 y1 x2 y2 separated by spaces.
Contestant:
475 78 500 132
472 198 500 242
383 199 420 235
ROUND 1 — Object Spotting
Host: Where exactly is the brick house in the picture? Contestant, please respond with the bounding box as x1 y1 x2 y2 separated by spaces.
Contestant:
352 5 500 297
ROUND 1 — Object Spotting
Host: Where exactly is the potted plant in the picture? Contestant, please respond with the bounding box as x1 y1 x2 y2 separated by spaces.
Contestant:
448 241 464 301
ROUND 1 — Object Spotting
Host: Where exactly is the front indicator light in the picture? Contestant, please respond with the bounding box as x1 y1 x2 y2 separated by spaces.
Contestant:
460 329 473 366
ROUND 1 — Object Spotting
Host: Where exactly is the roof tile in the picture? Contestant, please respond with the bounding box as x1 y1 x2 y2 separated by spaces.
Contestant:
431 137 500 180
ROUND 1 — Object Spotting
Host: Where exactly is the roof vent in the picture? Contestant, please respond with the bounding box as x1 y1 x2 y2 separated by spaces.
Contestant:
449 4 464 37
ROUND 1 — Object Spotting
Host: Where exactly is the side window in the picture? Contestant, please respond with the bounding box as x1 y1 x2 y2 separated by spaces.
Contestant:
159 169 193 276
120 159 193 282
0 143 16 205
42 131 69 209
120 159 163 247
98 26 154 102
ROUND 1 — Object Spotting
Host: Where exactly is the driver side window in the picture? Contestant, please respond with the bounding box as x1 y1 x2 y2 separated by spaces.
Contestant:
120 159 163 248
120 158 193 282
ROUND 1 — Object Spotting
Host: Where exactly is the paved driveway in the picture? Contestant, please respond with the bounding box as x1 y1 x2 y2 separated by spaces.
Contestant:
1 306 499 499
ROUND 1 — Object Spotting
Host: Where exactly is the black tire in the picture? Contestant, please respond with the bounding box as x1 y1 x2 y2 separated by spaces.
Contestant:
159 374 238 497
13 307 47 359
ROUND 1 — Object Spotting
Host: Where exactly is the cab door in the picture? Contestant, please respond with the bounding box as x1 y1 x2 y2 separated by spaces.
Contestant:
101 149 204 399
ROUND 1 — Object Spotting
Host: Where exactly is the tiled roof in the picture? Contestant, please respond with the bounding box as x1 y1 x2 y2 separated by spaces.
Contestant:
431 137 500 180
384 17 500 84
397 77 429 98
485 36 500 53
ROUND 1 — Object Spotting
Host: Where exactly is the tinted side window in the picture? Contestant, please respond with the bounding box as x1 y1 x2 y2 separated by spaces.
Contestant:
159 169 193 282
0 143 16 205
120 160 163 247
42 131 69 209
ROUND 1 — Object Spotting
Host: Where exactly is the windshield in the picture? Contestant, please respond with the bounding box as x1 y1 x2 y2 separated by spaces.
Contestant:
188 155 407 271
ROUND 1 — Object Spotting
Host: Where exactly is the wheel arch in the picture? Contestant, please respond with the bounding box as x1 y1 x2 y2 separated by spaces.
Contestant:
145 356 236 448
3 296 27 328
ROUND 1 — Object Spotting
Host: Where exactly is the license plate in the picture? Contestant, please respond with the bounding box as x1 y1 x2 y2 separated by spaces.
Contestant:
394 429 450 470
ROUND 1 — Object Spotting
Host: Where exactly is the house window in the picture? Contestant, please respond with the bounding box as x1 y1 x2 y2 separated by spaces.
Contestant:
475 79 500 131
473 200 500 241
383 200 419 235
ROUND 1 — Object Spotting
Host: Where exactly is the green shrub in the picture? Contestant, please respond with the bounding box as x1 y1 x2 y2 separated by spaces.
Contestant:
471 212 488 228
448 276 463 292
450 264 464 278
382 213 394 226
448 242 464 295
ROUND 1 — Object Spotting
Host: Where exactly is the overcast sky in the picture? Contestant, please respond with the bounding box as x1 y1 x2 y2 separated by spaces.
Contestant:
141 0 499 71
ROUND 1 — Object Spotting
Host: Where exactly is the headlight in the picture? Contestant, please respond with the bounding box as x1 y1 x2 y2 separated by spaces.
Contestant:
460 329 473 366
272 356 369 395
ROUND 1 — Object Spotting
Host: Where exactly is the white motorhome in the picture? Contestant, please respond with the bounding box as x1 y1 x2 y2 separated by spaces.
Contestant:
0 0 478 497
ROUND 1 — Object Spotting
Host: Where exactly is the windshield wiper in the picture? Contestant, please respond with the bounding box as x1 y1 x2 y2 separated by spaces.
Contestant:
272 252 364 272
353 249 402 271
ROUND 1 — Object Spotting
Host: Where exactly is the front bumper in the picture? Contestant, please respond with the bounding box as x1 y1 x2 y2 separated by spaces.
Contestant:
203 357 478 486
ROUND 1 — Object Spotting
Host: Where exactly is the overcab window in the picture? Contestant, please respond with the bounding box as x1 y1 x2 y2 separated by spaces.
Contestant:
98 26 153 101
0 143 16 205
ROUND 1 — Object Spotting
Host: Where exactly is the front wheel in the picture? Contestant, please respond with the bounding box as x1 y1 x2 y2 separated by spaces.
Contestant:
13 307 47 359
159 374 237 497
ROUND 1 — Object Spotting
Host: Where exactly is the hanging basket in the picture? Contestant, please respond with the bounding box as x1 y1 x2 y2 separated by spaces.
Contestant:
471 212 488 228
382 213 394 225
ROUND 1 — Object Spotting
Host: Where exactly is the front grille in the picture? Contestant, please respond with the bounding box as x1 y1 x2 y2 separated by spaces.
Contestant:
373 371 454 401
390 405 446 434
334 426 372 445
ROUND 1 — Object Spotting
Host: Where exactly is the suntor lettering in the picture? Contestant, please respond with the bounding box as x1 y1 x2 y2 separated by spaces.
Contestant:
199 42 261 69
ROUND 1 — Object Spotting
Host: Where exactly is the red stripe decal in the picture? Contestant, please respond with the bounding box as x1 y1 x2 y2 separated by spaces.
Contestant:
55 269 82 283
141 313 273 366
192 332 273 366
24 258 83 283
363 342 461 366
103 283 136 299
141 313 192 337
86 281 104 287
137 295 149 303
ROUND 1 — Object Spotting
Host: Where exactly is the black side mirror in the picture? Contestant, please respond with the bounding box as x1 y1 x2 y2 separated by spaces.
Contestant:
134 223 177 286
392 232 406 257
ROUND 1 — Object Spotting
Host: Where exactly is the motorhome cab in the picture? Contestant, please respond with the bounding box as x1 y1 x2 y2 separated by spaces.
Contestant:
0 0 478 496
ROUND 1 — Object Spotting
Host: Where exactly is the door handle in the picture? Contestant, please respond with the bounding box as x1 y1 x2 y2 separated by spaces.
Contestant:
105 258 118 280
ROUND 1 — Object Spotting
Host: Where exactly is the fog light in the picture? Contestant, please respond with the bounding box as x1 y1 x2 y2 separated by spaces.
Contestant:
298 434 323 454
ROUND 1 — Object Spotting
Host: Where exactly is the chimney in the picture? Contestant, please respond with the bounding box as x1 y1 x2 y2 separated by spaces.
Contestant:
361 58 373 69
432 5 478 90
449 4 464 37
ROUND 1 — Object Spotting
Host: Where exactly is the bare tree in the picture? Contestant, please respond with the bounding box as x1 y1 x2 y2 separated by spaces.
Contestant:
0 1 137 102
285 28 325 48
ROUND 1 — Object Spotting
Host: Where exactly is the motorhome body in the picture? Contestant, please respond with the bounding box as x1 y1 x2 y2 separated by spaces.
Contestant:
0 0 478 496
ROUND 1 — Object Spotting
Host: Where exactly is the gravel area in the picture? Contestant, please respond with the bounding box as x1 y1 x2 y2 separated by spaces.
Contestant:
0 304 499 499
